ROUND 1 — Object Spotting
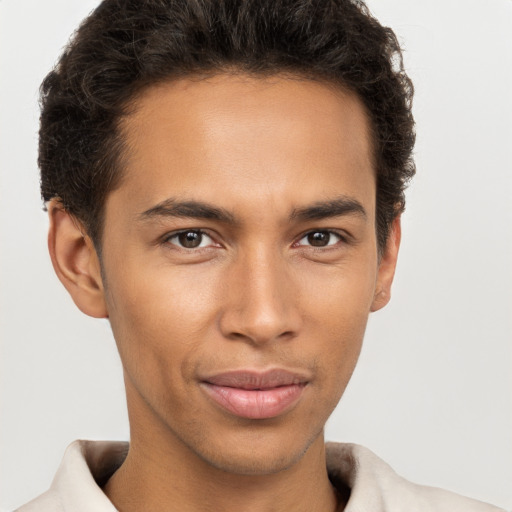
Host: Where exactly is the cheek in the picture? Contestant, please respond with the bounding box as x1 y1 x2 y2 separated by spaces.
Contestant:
103 260 223 393
107 255 220 334
301 255 378 331
300 259 377 392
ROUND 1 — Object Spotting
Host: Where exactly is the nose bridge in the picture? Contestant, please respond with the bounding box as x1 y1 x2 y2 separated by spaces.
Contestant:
219 242 300 344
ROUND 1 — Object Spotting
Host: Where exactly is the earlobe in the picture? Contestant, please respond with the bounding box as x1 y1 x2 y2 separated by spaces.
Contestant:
48 200 108 318
371 216 401 312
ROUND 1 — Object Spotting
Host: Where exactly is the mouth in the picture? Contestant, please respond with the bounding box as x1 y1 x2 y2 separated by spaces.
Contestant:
200 369 309 420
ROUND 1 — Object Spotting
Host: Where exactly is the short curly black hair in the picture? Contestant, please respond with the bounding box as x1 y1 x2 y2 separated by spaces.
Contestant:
39 0 415 251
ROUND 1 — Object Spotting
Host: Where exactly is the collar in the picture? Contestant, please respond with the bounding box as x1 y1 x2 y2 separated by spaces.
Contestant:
18 440 505 512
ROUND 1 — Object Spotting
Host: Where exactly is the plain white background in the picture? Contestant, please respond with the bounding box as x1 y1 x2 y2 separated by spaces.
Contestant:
0 0 511 510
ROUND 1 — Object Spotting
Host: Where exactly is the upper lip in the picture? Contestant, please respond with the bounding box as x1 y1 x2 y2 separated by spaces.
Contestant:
202 369 310 390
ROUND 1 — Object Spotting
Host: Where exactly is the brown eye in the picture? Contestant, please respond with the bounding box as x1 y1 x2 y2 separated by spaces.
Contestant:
307 231 330 246
178 231 202 248
297 230 342 248
166 230 214 249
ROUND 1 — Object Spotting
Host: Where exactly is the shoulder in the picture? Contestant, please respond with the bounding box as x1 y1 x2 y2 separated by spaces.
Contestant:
326 442 507 512
14 490 63 512
14 440 126 512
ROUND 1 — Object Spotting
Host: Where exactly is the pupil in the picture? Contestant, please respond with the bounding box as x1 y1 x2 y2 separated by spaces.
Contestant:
179 231 201 248
308 231 329 247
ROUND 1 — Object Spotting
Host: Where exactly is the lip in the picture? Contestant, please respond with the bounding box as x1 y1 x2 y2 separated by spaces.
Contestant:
200 369 309 420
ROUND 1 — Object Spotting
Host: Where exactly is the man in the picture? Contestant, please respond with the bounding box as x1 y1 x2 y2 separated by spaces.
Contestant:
14 0 506 510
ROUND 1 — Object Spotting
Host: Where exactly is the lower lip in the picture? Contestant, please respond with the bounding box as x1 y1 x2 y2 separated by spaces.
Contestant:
201 382 306 419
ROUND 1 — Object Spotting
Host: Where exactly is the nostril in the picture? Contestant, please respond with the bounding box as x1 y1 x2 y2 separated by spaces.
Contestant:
225 329 297 345
218 273 302 344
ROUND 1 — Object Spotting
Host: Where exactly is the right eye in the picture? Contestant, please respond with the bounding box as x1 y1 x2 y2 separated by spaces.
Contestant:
164 230 216 249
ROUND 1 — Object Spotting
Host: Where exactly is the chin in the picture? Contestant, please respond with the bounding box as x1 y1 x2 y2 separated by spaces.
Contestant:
188 423 324 476
199 446 305 476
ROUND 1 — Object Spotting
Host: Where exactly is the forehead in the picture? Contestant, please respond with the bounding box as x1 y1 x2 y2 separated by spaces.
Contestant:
112 73 375 221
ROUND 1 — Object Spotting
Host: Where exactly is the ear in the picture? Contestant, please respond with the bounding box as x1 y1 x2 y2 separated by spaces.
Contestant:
371 216 401 312
47 200 108 318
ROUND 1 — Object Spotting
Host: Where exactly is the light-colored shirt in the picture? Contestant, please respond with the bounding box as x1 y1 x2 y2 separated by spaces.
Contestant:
15 440 506 511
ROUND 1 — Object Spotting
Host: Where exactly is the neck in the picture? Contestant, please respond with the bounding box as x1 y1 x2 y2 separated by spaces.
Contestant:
103 384 343 512
104 438 341 512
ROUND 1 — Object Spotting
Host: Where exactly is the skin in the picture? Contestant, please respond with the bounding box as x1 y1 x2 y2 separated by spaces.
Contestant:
48 74 400 512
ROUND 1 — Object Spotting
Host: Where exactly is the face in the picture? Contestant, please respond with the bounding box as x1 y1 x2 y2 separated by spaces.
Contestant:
73 75 399 475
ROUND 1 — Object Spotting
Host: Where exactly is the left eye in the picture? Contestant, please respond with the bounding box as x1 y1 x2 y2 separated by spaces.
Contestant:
296 231 343 247
165 230 215 249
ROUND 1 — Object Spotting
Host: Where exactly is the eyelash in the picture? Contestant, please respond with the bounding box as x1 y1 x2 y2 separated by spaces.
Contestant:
162 229 217 250
161 229 348 251
293 230 347 249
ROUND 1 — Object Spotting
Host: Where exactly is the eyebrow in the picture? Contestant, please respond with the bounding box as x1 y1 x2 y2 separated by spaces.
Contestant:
138 198 236 223
290 196 367 222
138 195 366 224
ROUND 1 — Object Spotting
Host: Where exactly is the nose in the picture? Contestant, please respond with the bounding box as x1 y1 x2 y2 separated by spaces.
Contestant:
218 247 302 346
